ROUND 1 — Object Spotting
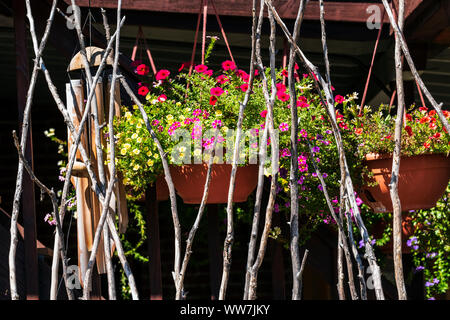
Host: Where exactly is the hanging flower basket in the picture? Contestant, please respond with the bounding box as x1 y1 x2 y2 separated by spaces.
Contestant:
168 164 258 204
361 153 450 213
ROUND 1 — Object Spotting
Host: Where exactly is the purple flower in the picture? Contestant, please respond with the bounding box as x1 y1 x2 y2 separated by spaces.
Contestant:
297 176 304 185
358 240 364 248
312 146 320 153
274 203 279 213
325 130 332 134
428 297 436 300
322 173 328 178
412 245 419 250
318 184 323 191
425 281 434 287
415 266 425 272
406 236 418 248
285 201 290 208
316 134 324 140
433 278 440 284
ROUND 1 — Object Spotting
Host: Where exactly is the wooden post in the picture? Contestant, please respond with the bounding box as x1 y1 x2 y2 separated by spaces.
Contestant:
207 204 222 300
145 185 163 300
13 0 39 300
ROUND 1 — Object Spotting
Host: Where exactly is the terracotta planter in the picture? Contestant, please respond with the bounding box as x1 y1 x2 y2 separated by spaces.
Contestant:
168 164 259 204
361 153 450 213
372 214 416 254
156 175 169 201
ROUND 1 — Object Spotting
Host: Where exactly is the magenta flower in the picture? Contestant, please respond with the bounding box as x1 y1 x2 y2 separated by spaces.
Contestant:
221 60 236 71
335 95 345 104
155 69 170 81
212 119 222 128
210 87 224 96
279 123 289 132
194 64 208 73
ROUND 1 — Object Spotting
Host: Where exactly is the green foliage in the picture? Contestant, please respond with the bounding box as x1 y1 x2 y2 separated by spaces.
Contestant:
409 184 450 299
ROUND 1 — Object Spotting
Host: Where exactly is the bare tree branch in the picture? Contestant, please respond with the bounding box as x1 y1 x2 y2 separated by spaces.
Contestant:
390 0 408 300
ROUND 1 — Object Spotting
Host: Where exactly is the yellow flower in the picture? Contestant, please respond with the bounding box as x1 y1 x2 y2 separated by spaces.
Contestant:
131 133 138 139
179 146 186 152
215 110 223 117
120 148 127 155
137 137 143 143
133 105 138 110
204 154 211 162
176 102 182 107
166 114 174 121
133 164 140 171
123 177 130 185
147 159 154 166
133 149 140 155
136 123 142 129
123 143 131 149
146 150 152 157
125 111 132 119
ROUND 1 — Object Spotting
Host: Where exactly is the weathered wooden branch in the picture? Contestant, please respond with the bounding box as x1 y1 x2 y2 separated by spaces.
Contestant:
9 0 58 300
390 0 407 300
247 5 279 300
287 0 307 300
220 0 259 300
297 248 309 299
243 0 266 301
12 130 74 300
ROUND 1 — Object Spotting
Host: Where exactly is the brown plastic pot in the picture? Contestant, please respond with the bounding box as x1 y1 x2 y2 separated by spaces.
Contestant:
361 153 450 213
168 164 259 204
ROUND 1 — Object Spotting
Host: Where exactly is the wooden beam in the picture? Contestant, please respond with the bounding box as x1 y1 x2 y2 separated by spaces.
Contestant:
65 0 393 23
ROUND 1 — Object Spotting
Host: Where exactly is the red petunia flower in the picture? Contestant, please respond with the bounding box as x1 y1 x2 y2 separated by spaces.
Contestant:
210 87 224 96
419 106 428 112
433 132 442 139
419 116 430 124
136 64 150 76
424 142 430 149
204 69 213 77
335 95 345 104
429 110 436 117
156 69 170 81
209 95 218 106
405 125 413 137
158 94 167 102
194 64 209 73
276 83 287 93
240 83 249 92
138 86 149 96
260 110 268 118
221 60 236 71
405 113 412 121
281 69 288 77
277 91 290 102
